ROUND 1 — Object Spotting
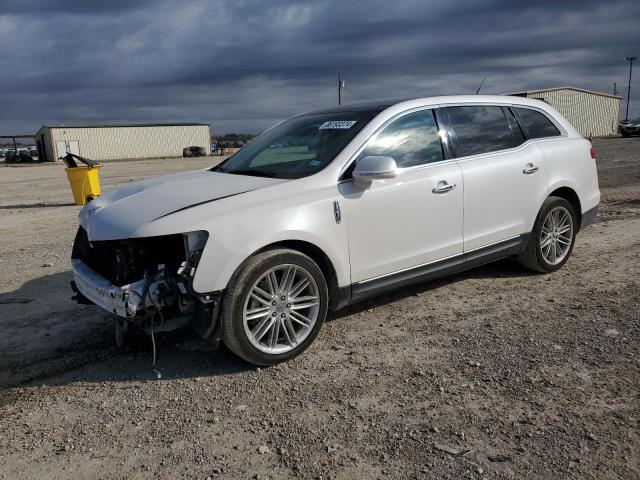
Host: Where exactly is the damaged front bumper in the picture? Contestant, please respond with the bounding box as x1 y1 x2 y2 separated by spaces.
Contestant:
71 259 159 318
70 228 222 343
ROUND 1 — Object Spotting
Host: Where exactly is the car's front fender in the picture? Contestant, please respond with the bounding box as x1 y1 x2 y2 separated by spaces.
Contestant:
191 197 350 294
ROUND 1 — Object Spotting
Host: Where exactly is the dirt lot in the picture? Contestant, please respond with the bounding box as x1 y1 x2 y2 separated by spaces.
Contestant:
1 139 639 479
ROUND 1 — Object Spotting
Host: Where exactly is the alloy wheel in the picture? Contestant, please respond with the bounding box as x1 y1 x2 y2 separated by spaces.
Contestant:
242 264 320 354
540 206 573 265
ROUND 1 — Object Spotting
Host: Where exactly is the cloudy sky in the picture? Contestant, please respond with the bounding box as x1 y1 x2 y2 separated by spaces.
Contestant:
1 0 639 135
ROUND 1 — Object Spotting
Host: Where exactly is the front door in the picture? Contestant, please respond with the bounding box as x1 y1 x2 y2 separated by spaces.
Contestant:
338 108 464 284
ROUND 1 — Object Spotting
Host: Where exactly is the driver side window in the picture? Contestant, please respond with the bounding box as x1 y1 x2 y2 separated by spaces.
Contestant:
357 109 444 169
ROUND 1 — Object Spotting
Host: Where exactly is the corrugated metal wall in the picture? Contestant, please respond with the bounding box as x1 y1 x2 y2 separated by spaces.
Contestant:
526 89 620 137
47 125 211 161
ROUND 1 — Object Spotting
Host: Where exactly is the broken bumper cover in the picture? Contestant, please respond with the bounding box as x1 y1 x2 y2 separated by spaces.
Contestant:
72 259 147 318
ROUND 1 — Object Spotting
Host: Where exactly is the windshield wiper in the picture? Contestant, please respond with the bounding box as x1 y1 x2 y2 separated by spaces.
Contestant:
222 169 277 178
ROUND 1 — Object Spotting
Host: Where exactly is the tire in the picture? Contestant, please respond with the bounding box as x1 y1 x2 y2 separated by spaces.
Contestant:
621 131 630 138
518 196 577 273
221 248 329 366
183 148 193 157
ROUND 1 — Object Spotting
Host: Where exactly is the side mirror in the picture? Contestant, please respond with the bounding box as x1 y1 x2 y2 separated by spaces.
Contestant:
352 156 398 185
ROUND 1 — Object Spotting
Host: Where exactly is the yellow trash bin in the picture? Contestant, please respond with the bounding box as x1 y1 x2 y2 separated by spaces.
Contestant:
65 165 101 205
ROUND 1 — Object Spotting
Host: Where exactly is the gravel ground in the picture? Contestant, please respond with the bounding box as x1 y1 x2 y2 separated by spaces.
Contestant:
0 139 639 479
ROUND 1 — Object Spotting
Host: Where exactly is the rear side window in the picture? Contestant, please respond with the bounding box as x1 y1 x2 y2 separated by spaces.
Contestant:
357 109 443 168
515 107 561 139
445 106 518 157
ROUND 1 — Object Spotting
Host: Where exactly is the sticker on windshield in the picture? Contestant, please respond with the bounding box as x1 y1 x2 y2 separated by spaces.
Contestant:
319 120 357 130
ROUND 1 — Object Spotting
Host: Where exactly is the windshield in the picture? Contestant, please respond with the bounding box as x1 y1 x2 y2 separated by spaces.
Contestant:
211 110 381 179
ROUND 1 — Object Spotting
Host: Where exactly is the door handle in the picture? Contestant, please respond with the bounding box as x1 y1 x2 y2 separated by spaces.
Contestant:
432 182 456 194
523 163 539 174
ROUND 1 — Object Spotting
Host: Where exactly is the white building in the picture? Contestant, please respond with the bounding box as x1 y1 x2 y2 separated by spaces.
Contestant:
507 86 621 137
35 123 211 162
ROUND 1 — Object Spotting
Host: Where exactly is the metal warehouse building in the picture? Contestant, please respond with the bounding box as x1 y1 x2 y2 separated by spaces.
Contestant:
508 86 621 137
34 123 211 162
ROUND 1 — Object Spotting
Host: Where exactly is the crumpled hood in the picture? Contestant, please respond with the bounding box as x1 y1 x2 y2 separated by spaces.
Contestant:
80 169 286 240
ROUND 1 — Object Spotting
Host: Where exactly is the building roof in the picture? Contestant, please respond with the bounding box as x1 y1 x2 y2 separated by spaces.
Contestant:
506 86 621 99
40 122 210 130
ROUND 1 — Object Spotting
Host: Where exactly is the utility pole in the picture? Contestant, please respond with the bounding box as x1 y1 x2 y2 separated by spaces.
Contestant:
613 82 619 96
624 56 637 121
338 74 346 106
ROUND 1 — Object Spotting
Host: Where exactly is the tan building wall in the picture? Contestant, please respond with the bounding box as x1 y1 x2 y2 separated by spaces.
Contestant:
520 88 620 137
36 124 211 161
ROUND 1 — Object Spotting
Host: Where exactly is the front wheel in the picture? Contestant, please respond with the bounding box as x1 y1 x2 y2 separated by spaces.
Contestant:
221 248 328 366
518 196 577 273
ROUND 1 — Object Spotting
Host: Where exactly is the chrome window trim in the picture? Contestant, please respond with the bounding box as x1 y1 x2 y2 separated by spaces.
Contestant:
337 101 568 181
437 101 568 137
439 103 568 163
448 138 544 166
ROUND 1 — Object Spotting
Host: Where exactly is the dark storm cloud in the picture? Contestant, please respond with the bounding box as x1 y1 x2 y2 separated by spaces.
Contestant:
1 0 639 134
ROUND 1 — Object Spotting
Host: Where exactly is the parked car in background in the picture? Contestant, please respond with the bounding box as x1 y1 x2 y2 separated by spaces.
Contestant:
183 146 207 157
619 117 640 137
4 150 35 163
4 151 19 163
71 95 600 366
19 150 34 162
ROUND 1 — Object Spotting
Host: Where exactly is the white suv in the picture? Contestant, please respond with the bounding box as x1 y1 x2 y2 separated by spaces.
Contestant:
71 95 600 365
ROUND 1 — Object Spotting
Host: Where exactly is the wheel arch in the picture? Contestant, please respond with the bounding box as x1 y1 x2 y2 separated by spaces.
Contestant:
547 186 582 230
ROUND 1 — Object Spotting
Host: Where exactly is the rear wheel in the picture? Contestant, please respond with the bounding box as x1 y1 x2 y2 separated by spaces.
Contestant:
222 249 328 366
518 196 577 273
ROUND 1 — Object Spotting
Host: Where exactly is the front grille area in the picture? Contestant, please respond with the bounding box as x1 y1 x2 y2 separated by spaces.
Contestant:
72 227 186 286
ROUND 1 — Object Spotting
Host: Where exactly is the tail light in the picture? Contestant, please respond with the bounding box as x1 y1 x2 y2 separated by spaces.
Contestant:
588 135 596 160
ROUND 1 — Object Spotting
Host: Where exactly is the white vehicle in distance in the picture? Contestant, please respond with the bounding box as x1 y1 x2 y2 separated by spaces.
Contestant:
71 95 600 365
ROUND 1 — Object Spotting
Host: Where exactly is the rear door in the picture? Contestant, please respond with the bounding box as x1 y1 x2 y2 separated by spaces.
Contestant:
442 105 548 252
